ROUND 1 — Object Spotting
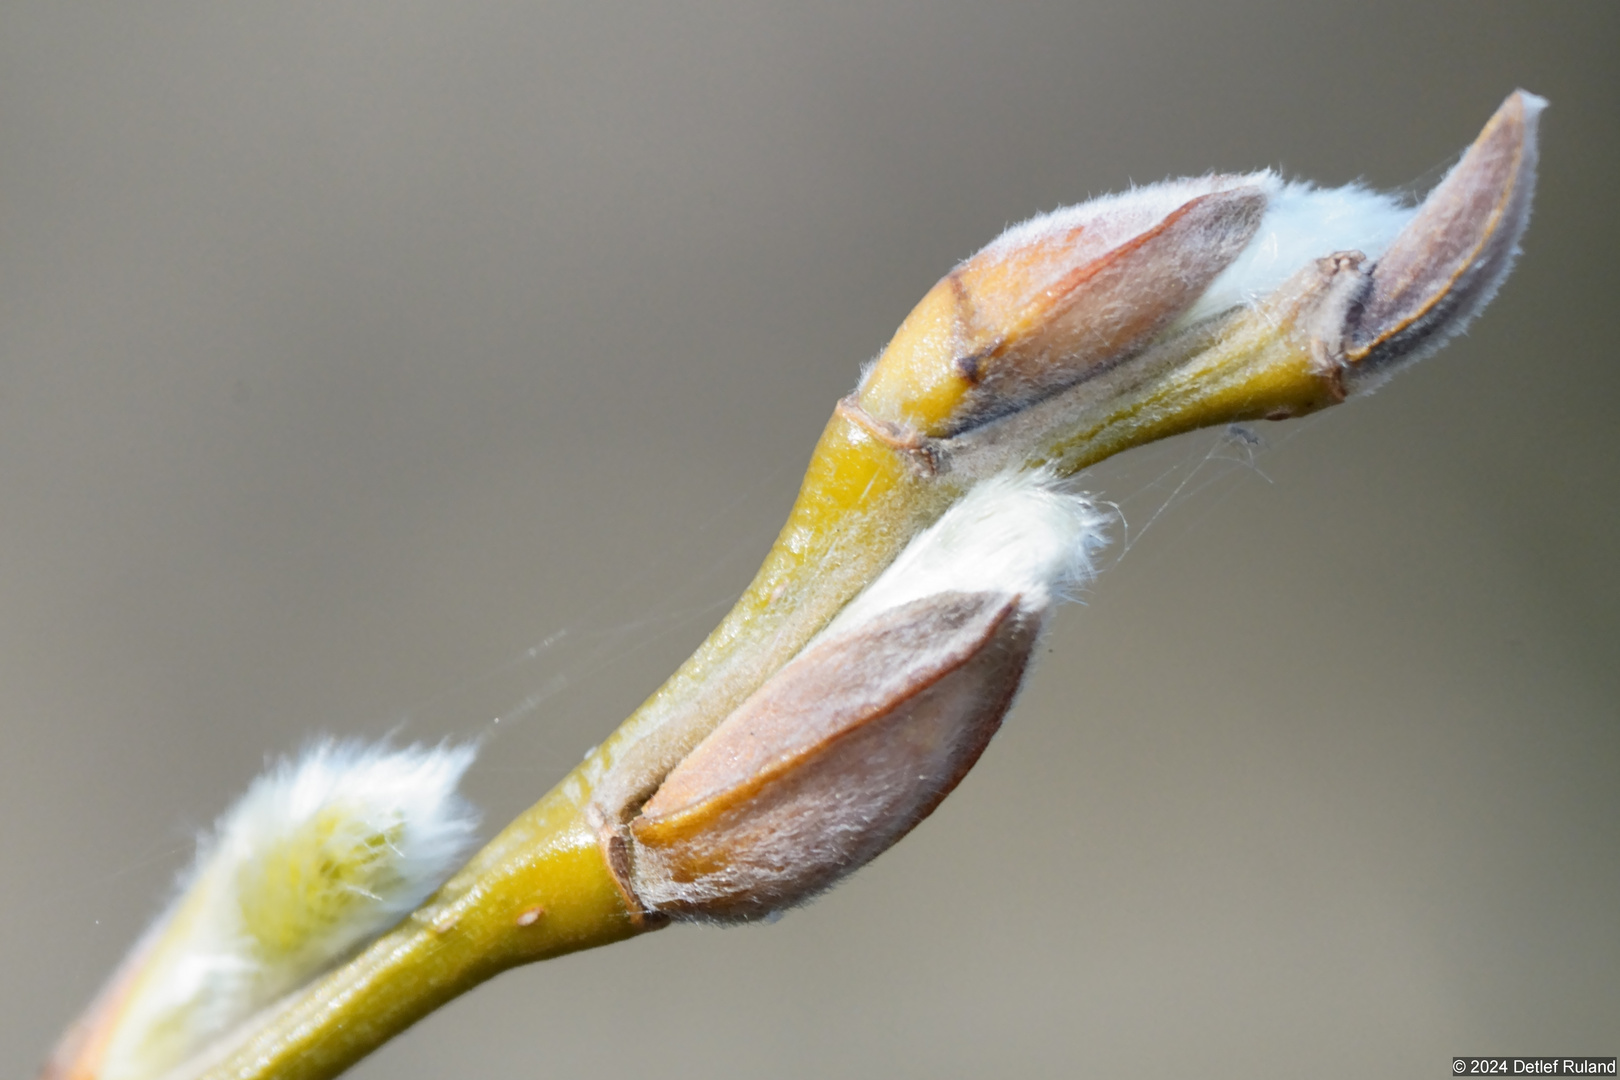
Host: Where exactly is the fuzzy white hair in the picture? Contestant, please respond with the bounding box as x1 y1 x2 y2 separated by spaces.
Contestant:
990 170 1416 335
97 740 478 1080
1179 177 1415 328
823 470 1111 640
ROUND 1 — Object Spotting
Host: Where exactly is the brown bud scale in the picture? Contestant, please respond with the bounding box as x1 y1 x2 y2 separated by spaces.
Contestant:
627 590 1039 921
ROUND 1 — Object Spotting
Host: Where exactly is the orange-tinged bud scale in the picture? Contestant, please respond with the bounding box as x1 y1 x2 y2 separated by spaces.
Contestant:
858 184 1267 437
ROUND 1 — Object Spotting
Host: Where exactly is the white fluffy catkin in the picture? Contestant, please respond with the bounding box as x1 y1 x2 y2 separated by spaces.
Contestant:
97 740 478 1080
1183 176 1414 327
822 469 1112 641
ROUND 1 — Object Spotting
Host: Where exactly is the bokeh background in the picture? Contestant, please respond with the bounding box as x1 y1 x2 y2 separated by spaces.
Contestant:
4 4 1615 1077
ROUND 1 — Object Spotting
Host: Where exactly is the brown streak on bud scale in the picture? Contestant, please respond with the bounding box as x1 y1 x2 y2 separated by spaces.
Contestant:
859 186 1267 437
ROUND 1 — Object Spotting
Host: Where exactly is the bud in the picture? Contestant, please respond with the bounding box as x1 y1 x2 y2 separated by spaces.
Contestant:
850 90 1541 469
628 590 1032 920
857 181 1269 437
44 742 477 1080
1344 90 1544 387
619 474 1108 921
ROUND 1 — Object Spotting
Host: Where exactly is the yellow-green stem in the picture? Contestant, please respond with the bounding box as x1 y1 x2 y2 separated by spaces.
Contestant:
181 778 633 1080
179 239 1343 1080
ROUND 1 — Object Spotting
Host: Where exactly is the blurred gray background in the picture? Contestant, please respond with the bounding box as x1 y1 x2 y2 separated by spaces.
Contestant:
4 3 1615 1077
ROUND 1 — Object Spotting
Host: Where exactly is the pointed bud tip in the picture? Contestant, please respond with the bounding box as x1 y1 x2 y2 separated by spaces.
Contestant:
1344 89 1543 385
